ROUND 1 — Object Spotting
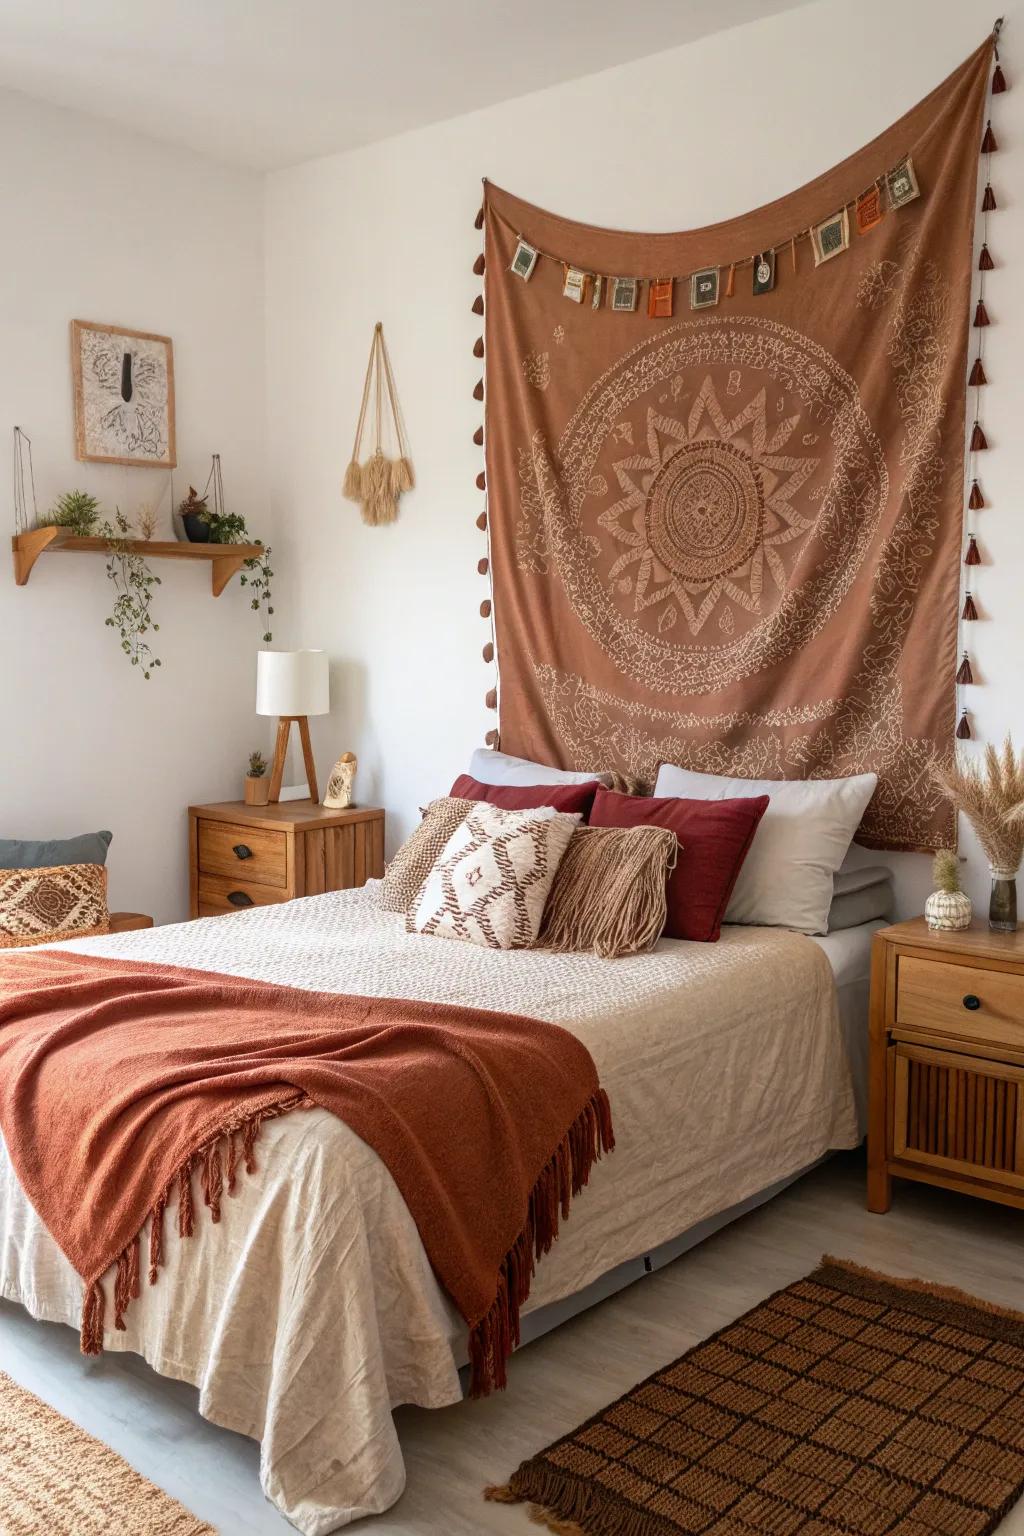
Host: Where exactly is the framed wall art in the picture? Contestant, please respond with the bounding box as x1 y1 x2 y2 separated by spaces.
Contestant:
70 319 176 468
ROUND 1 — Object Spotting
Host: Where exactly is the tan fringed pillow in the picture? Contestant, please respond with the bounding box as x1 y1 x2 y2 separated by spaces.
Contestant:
379 797 475 913
408 802 580 949
539 825 678 959
0 863 109 948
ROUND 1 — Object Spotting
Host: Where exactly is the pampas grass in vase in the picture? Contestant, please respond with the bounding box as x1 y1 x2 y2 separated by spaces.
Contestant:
924 850 971 932
932 735 1024 932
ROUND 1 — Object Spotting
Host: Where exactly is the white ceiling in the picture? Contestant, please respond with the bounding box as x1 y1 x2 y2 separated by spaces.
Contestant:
0 0 817 171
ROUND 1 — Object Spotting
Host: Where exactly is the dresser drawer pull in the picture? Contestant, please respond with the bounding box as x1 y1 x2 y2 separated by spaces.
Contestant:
228 890 254 908
232 844 253 860
962 994 982 1011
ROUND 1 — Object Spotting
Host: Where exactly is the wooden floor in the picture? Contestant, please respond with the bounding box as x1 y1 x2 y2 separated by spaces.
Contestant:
3 1149 1023 1534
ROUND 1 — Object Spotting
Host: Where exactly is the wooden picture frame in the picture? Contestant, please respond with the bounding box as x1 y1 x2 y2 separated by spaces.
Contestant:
71 319 176 468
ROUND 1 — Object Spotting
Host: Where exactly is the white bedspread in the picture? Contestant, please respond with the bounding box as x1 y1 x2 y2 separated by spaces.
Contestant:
0 884 858 1533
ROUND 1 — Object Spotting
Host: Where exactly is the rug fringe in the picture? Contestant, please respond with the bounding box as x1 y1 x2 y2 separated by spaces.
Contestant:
819 1254 1024 1325
80 1092 311 1354
469 1088 614 1397
488 1464 665 1536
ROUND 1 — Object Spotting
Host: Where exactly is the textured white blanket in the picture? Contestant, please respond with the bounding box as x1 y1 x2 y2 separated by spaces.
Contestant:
0 884 858 1533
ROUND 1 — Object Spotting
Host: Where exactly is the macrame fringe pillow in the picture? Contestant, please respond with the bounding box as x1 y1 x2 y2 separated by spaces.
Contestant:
538 825 677 960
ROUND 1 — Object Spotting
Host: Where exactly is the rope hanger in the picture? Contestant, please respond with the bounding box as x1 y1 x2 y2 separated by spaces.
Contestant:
342 322 415 526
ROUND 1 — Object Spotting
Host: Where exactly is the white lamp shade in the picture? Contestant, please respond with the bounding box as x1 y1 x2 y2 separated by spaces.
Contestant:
256 649 330 717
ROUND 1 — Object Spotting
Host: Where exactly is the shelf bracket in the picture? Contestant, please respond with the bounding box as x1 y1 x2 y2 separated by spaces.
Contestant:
211 552 247 597
12 525 60 585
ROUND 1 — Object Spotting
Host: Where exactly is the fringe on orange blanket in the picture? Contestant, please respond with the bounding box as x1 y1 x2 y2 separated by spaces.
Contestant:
468 1088 614 1397
80 1091 311 1354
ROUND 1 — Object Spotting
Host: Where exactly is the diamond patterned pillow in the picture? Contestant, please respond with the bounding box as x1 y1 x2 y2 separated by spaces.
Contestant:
0 863 109 948
407 802 580 949
379 796 475 914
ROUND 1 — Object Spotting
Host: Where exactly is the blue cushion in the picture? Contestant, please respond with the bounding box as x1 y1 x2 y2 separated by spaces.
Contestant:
0 831 113 869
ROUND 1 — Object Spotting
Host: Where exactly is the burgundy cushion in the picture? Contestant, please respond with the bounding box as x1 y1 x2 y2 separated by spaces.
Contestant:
449 774 601 819
589 786 770 943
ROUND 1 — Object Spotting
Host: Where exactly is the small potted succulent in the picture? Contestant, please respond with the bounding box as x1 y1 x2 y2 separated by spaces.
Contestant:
924 849 972 932
244 749 270 806
178 486 211 543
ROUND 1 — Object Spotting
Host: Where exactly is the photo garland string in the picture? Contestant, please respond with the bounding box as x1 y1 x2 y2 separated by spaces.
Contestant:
467 23 1007 750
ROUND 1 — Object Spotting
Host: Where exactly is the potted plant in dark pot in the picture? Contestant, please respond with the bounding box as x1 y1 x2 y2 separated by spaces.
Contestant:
179 486 211 542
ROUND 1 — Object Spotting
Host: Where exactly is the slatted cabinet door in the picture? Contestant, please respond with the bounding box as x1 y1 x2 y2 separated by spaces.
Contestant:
890 1041 1024 1191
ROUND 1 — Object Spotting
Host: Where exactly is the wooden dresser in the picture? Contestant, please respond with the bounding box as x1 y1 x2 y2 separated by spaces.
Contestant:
868 917 1024 1214
188 800 384 918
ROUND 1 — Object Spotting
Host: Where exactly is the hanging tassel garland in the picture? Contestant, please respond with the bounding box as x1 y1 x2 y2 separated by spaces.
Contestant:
724 264 735 299
477 557 489 575
485 688 497 710
968 357 987 386
474 206 484 230
473 379 484 401
476 511 487 531
974 299 990 327
482 641 494 663
962 592 978 621
342 322 415 525
476 471 486 491
956 652 974 685
956 711 972 741
982 183 997 211
472 295 484 316
965 535 981 566
473 254 485 276
480 599 492 618
970 421 988 451
979 244 995 271
473 426 484 446
473 336 484 358
993 62 1007 93
485 729 499 748
969 479 985 510
981 120 998 154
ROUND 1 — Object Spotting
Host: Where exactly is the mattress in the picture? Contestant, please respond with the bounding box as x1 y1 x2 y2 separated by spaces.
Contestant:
0 886 862 1533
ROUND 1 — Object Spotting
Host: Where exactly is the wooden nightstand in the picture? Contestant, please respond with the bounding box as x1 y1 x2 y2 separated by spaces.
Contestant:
188 801 384 919
868 917 1024 1214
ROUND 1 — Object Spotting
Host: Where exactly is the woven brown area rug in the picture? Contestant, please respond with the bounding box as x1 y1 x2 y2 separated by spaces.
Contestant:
486 1258 1024 1536
0 1369 215 1535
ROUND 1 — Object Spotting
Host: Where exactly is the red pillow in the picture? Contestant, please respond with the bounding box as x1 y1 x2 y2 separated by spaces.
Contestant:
589 786 769 943
449 774 600 818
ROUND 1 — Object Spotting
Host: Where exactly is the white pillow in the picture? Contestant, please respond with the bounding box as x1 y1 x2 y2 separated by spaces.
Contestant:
653 763 877 935
467 747 613 789
407 801 580 949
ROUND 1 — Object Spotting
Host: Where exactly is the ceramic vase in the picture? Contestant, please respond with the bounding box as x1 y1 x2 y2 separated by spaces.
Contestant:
924 887 972 931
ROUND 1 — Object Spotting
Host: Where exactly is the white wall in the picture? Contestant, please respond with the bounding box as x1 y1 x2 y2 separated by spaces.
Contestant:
265 0 1024 922
0 88 270 922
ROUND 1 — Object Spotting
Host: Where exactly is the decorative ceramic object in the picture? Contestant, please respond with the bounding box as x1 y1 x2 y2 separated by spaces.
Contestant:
323 752 357 810
924 849 972 931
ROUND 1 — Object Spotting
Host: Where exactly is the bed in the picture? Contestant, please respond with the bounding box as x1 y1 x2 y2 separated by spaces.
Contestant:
0 883 870 1533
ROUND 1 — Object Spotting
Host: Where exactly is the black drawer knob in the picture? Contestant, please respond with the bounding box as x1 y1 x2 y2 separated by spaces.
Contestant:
232 844 253 860
962 994 981 1011
228 890 254 908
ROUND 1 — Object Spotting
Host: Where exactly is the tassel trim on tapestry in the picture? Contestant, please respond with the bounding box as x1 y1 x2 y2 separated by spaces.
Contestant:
341 322 415 526
468 1088 614 1397
80 1092 311 1354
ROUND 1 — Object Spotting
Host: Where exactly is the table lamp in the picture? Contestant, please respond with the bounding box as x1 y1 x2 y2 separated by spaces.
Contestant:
256 649 330 803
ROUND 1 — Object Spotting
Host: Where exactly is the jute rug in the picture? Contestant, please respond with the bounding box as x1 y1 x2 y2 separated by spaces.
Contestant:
486 1258 1024 1536
0 1370 216 1535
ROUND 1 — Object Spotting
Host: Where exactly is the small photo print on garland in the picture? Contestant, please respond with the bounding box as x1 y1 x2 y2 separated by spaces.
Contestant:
886 157 921 209
752 251 776 295
510 239 539 281
811 208 850 266
690 269 720 309
611 277 639 312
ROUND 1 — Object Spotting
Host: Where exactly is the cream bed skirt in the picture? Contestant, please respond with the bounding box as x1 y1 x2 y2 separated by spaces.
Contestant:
0 885 859 1533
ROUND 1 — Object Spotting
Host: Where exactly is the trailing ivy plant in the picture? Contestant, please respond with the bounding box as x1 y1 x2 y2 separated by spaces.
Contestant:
200 507 274 643
100 510 161 679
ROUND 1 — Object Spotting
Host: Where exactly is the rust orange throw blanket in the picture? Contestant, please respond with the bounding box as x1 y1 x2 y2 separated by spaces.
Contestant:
0 949 613 1395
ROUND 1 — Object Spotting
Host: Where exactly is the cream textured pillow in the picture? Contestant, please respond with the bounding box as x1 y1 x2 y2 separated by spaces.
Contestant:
0 863 109 948
379 797 474 914
653 763 877 935
539 825 678 959
407 802 580 949
467 747 613 789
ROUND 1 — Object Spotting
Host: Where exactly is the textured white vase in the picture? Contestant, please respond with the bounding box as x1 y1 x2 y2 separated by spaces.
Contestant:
924 888 972 931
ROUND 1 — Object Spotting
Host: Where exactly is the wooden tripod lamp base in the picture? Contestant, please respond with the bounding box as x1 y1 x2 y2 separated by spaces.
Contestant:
256 650 330 806
268 716 319 804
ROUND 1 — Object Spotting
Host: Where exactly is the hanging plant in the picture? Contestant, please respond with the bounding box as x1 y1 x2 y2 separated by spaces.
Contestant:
196 455 274 642
100 510 161 678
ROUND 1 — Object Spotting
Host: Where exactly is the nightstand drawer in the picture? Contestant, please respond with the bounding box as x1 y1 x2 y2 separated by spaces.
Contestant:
197 822 288 889
890 1042 1024 1188
197 873 284 915
897 956 1024 1051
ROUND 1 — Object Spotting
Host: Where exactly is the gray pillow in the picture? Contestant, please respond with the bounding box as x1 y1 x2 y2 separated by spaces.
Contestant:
0 831 113 869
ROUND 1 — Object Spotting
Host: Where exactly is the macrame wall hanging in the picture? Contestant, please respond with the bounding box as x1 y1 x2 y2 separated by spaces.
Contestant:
342 322 414 525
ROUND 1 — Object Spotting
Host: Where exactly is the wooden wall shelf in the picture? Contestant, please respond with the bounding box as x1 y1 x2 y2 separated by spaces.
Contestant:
12 527 262 596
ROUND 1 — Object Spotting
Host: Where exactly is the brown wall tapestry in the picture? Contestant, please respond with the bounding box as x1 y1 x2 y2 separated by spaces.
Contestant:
479 39 995 853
